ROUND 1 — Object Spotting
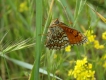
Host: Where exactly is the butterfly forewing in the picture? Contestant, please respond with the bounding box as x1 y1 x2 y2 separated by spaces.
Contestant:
58 23 87 45
45 19 87 49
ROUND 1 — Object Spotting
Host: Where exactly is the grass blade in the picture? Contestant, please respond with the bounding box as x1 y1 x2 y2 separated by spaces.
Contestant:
29 0 42 80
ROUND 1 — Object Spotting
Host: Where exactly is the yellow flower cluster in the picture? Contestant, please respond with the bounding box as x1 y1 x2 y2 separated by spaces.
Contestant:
101 54 106 68
102 31 106 40
85 30 96 44
19 1 28 12
65 45 71 52
94 40 104 49
68 57 95 80
85 30 104 49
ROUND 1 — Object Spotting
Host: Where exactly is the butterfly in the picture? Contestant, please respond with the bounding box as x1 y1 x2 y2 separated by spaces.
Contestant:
45 19 87 49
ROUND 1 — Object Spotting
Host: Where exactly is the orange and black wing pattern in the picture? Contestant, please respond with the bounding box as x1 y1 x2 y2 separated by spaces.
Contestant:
45 19 87 49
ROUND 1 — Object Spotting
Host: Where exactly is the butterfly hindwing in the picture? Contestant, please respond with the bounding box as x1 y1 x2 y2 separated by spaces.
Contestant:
46 25 70 49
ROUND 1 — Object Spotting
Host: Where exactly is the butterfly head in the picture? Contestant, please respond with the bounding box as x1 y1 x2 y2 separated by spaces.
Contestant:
49 19 60 33
53 19 60 25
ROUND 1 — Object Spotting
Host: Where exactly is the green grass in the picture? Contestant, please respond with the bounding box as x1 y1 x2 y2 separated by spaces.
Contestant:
0 0 106 80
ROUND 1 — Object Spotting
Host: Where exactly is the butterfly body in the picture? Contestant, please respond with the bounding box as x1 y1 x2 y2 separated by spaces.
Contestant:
45 19 87 49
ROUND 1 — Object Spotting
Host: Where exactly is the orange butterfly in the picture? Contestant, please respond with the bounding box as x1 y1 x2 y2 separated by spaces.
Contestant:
45 19 87 49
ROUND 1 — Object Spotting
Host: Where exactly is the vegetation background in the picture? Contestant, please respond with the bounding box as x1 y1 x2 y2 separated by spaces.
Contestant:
0 0 106 80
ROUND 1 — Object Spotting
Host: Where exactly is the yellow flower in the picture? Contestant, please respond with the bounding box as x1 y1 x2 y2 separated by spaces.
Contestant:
76 57 87 66
19 1 28 12
101 54 106 60
103 61 106 68
102 31 106 40
88 35 96 43
65 45 71 52
99 45 104 49
85 30 94 37
94 40 104 49
100 54 106 68
85 30 96 44
69 57 95 80
85 30 104 49
88 63 92 69
68 69 73 76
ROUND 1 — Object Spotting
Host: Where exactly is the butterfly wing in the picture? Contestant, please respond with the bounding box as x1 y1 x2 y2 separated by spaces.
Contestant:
58 22 87 45
45 25 70 49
